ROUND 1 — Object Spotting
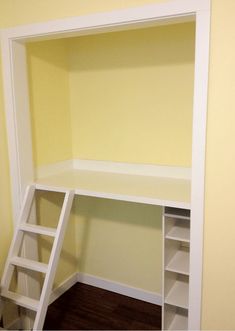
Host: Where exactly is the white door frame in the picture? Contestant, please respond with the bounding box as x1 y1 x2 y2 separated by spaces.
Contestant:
0 0 210 329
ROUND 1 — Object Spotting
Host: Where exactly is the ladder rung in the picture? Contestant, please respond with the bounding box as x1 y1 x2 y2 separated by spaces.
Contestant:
19 224 56 237
11 256 48 273
1 291 39 311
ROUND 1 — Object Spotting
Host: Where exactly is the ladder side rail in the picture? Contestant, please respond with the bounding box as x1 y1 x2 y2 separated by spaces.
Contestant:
0 185 36 292
33 190 75 331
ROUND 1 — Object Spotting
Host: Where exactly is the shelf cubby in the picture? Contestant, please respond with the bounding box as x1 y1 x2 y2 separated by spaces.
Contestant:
164 304 188 331
165 217 190 242
164 272 189 309
164 207 190 220
165 244 189 275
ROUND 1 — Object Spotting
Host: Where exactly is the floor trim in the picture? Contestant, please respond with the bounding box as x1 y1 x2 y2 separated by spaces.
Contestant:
50 272 162 306
50 272 78 305
78 272 162 306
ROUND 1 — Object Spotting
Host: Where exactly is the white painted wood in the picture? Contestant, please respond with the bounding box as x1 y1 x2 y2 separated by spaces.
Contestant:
1 39 39 328
77 272 162 306
36 160 74 179
0 186 75 330
164 304 188 331
33 190 75 330
36 169 191 209
34 183 71 194
36 159 191 179
35 184 74 193
19 224 56 237
0 185 35 293
165 249 189 275
164 304 176 330
189 5 211 329
165 279 189 309
163 207 191 329
35 161 191 208
165 240 180 269
161 208 166 329
1 291 39 311
0 38 34 224
168 313 188 330
0 184 41 329
49 271 162 306
165 227 190 243
72 159 191 180
0 36 22 224
49 273 78 305
164 207 190 219
165 219 190 242
164 213 190 220
11 257 48 274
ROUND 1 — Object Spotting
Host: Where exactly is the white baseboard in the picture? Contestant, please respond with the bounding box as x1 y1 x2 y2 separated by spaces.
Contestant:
50 272 162 306
50 272 78 304
77 272 162 306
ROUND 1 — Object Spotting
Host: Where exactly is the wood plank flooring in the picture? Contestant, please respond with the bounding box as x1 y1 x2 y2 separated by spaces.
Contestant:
44 283 162 330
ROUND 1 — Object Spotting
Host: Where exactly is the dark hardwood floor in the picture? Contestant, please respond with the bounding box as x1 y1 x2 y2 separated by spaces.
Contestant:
44 283 162 330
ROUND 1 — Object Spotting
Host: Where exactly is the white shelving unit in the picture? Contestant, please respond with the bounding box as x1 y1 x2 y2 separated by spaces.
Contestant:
0 1 211 329
163 207 191 329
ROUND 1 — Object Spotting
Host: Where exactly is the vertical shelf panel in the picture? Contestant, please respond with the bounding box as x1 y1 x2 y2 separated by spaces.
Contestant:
163 207 191 330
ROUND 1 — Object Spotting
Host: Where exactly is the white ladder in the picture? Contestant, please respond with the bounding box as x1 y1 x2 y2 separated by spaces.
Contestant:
0 184 75 330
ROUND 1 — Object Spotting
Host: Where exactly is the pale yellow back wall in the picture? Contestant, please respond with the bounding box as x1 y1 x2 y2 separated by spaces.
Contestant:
27 40 72 167
27 22 194 168
69 23 194 166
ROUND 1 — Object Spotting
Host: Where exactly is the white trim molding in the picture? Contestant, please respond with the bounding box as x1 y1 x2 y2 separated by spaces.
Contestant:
49 272 78 305
50 272 162 306
78 273 162 306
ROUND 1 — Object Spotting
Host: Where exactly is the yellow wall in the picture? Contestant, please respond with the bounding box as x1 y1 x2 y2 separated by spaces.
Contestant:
202 0 235 329
1 0 235 329
69 23 194 166
0 0 169 28
27 40 72 166
27 22 194 168
76 197 162 292
0 54 13 276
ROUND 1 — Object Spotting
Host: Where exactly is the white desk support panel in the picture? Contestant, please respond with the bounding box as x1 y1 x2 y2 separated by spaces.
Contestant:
0 184 75 331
